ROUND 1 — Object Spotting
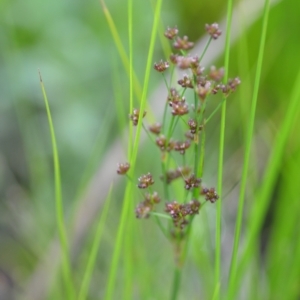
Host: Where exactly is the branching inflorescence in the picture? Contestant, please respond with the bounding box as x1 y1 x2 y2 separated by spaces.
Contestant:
117 23 240 259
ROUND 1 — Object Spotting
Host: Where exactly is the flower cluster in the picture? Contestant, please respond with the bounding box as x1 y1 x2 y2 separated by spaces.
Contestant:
119 23 239 243
184 174 201 190
205 23 222 40
129 108 146 126
165 200 201 229
201 187 219 203
117 162 130 175
135 192 161 218
138 173 154 189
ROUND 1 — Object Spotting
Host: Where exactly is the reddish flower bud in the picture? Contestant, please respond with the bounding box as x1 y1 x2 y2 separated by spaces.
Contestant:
201 187 219 203
173 36 194 50
154 60 169 72
138 173 154 189
129 108 146 126
205 23 222 40
117 162 130 175
184 174 201 190
164 26 179 40
149 123 162 135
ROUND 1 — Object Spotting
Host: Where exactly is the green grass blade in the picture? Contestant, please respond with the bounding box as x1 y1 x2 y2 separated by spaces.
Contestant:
123 200 135 299
266 150 300 299
234 66 300 298
127 0 134 157
39 71 75 300
226 0 271 297
104 0 163 298
123 0 134 297
100 0 142 100
215 0 233 297
77 185 113 300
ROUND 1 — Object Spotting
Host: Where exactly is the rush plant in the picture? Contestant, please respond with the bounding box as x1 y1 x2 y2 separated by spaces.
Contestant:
118 24 240 299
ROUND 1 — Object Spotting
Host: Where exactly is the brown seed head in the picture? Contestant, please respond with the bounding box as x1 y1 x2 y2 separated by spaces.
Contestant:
170 100 189 116
135 203 152 218
129 108 146 126
144 191 161 204
164 26 179 40
173 36 194 50
117 162 130 175
209 66 224 81
188 119 198 134
201 187 219 203
196 81 211 100
149 123 162 135
174 140 191 155
167 88 182 104
154 60 169 72
178 75 193 88
228 77 241 91
205 23 222 40
138 173 154 189
184 174 201 190
187 199 201 214
176 56 195 69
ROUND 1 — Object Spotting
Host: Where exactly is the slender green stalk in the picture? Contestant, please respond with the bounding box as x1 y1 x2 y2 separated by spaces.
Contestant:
226 0 271 297
267 150 300 298
100 0 142 100
39 71 75 300
150 0 172 60
215 97 225 300
100 0 156 123
167 116 181 141
161 72 171 131
215 0 233 297
142 123 155 145
124 196 134 299
161 160 170 200
162 101 169 132
211 283 221 300
205 98 226 124
192 125 205 199
128 0 133 157
230 57 300 299
77 186 113 300
104 0 163 298
170 266 182 300
112 58 128 140
198 124 206 179
130 0 163 163
153 215 169 238
199 37 212 63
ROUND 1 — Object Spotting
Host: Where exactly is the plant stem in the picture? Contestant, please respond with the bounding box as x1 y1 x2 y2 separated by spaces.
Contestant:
226 0 272 297
170 265 182 300
77 187 113 300
199 37 212 63
215 0 234 297
39 71 75 300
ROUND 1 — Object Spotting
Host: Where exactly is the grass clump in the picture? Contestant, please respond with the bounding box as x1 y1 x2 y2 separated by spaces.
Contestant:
117 23 240 299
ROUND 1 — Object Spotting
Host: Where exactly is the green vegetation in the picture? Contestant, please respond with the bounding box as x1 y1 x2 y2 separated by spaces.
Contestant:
1 0 300 299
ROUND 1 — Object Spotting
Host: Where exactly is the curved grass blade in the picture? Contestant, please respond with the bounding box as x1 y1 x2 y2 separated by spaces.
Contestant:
77 185 113 300
39 71 75 300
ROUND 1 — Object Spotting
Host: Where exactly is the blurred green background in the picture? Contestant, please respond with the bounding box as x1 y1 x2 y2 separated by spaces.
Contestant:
1 0 300 299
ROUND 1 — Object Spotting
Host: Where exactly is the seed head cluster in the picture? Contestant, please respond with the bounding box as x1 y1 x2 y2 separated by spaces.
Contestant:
165 200 201 229
129 108 146 126
135 191 161 218
118 23 240 240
